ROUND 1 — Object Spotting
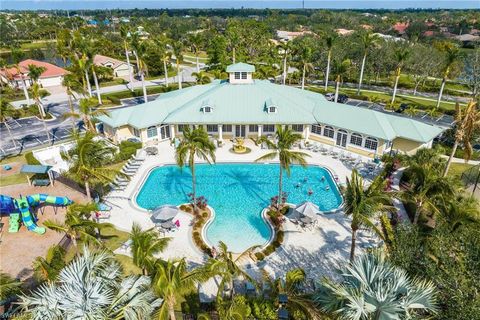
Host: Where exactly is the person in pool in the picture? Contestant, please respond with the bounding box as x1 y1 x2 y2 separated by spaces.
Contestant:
320 176 325 182
325 186 330 191
308 189 313 196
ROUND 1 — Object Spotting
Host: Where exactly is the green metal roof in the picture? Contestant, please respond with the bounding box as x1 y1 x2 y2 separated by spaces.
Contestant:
20 164 52 174
226 62 256 73
97 80 444 143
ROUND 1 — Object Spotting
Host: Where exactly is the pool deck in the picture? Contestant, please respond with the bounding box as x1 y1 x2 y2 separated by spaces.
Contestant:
107 139 380 292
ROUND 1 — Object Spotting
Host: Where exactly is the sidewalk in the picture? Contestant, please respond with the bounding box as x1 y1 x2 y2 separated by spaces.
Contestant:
391 167 411 224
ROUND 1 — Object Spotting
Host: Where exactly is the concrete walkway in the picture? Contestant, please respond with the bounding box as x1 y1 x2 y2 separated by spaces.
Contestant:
391 167 411 224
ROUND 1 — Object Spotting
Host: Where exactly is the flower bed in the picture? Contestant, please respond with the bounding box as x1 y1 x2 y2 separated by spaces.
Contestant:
254 206 288 261
179 203 213 256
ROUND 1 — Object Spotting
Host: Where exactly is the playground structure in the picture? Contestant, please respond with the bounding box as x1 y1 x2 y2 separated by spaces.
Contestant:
0 194 73 235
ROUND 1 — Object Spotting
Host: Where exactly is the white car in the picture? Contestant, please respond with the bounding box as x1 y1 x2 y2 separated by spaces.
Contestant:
325 93 335 101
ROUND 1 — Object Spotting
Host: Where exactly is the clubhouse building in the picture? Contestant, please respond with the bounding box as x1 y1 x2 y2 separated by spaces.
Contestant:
97 63 444 158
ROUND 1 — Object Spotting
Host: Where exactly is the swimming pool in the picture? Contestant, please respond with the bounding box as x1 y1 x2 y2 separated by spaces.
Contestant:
135 163 342 252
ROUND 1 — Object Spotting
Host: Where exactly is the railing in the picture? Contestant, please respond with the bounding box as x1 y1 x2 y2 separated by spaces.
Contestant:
461 164 480 188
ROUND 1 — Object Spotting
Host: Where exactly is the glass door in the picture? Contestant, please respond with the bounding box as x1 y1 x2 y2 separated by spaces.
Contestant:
159 125 171 140
336 130 347 148
235 125 246 137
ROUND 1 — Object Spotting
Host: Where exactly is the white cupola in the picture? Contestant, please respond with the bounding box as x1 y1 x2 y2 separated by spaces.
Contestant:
226 62 255 84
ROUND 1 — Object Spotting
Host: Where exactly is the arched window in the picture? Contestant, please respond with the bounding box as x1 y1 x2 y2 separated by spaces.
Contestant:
146 126 157 138
323 126 334 138
350 133 363 146
311 124 322 135
364 137 378 150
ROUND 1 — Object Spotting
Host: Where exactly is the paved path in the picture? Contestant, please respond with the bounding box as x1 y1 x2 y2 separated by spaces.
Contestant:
391 167 411 224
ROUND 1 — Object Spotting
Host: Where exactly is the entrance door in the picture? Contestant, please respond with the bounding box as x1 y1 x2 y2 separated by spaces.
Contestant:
235 125 246 138
159 125 171 140
336 130 347 148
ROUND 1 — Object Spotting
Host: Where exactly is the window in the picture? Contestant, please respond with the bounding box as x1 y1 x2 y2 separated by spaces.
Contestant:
249 124 258 132
311 124 322 135
178 124 187 132
133 128 140 138
263 124 275 132
234 72 241 79
222 124 232 132
206 124 218 132
268 106 277 113
350 133 363 146
365 137 378 150
202 106 212 113
241 72 247 79
147 126 157 138
292 124 303 132
323 126 334 139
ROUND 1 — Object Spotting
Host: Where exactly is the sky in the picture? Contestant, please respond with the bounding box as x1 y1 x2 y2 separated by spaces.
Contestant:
1 0 479 10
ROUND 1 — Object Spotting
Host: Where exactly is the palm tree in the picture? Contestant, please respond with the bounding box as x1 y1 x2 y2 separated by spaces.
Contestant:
314 251 438 319
332 59 352 103
344 169 392 262
15 63 31 105
175 126 216 212
120 24 135 91
31 83 51 144
151 258 199 320
402 164 455 225
264 268 318 318
357 32 379 94
192 71 211 84
390 47 410 105
130 223 170 275
0 273 22 300
441 195 479 232
187 33 203 73
33 245 66 283
61 132 121 201
63 97 107 132
0 99 18 148
277 41 292 85
27 64 46 84
172 40 184 89
443 101 480 176
134 42 149 103
21 247 161 320
255 125 309 209
295 43 313 90
202 241 256 299
62 73 83 132
324 35 336 90
44 203 110 247
77 53 93 97
85 39 103 104
436 45 460 109
153 35 172 87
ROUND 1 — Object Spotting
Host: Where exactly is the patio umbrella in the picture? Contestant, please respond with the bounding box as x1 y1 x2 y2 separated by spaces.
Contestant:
150 205 179 223
295 201 320 218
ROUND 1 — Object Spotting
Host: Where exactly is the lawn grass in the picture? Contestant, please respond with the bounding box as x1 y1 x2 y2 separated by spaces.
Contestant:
115 254 142 275
0 173 28 187
446 162 475 180
99 78 128 87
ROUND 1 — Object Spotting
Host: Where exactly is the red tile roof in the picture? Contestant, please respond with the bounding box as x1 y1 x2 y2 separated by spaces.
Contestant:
393 22 409 34
0 59 67 81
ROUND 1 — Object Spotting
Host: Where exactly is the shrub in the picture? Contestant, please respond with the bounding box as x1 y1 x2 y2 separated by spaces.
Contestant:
179 204 187 211
193 231 200 238
25 151 40 165
185 206 192 213
276 230 284 244
202 211 208 218
115 140 142 161
255 252 265 261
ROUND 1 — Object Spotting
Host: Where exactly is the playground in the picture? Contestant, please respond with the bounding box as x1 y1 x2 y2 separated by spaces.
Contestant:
0 182 87 280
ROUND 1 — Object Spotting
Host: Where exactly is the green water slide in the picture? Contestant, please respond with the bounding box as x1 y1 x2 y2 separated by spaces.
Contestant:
8 213 20 233
16 197 46 235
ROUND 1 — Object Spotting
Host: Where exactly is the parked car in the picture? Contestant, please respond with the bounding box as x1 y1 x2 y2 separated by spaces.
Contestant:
325 93 335 101
337 94 349 104
395 103 409 113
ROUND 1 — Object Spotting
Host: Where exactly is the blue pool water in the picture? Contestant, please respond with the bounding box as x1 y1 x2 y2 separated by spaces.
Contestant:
135 163 342 252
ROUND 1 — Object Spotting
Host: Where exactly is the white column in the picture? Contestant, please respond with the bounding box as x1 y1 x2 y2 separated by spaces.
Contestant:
257 125 262 138
218 124 223 140
304 125 310 141
169 125 175 138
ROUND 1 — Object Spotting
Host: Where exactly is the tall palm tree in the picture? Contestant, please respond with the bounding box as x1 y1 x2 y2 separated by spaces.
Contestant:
295 43 313 90
344 169 392 262
15 63 31 105
192 71 211 84
175 126 216 213
21 247 161 320
264 268 318 318
31 82 51 144
44 203 110 247
134 42 149 103
172 40 184 89
61 132 121 201
0 272 22 300
62 73 83 132
255 125 309 208
436 45 460 109
187 33 203 73
443 101 480 176
27 64 46 84
202 241 256 299
77 53 93 97
0 98 18 148
357 32 379 94
314 251 438 319
120 24 135 91
390 47 410 105
153 35 172 87
278 41 292 85
332 59 352 103
324 35 336 90
151 258 199 320
130 223 170 275
63 97 108 132
85 39 103 104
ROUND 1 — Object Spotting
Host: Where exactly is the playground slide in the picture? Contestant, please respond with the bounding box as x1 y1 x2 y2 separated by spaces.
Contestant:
16 197 46 234
27 194 73 207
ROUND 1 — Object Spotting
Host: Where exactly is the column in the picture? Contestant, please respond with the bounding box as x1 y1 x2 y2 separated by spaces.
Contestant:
304 125 310 141
257 125 262 138
218 124 223 140
169 125 175 139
